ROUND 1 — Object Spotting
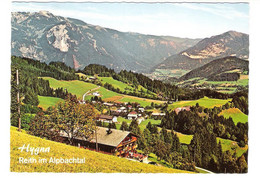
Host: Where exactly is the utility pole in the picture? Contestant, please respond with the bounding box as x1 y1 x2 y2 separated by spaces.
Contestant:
95 125 98 151
16 69 21 132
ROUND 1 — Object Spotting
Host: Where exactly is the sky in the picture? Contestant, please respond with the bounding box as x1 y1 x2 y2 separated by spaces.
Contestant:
12 2 249 39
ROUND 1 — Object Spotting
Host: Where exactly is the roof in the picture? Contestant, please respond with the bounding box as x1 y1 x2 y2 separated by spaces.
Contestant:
59 127 136 147
98 115 113 120
89 127 133 147
129 111 137 115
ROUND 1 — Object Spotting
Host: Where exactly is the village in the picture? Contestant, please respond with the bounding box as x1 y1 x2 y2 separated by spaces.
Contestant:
59 89 192 165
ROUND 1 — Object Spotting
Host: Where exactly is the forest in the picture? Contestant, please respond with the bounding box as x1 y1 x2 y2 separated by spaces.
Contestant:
10 56 248 173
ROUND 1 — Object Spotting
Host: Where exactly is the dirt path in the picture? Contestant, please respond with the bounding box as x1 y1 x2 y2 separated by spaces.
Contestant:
82 86 100 103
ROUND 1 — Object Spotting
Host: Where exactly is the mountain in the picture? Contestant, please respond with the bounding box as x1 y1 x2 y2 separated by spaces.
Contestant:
154 31 249 71
11 11 200 72
179 56 249 81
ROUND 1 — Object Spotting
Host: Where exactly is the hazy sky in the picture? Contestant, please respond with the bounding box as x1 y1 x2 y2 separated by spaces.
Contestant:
12 2 249 38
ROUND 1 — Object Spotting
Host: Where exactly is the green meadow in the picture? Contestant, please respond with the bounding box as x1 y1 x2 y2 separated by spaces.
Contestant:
118 96 165 107
168 96 231 110
99 77 133 92
217 138 248 157
10 127 191 173
41 77 98 99
38 96 63 110
99 77 156 97
218 108 248 125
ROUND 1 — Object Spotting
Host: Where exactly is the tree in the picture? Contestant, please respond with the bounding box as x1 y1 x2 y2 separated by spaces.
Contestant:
120 121 128 131
129 120 141 135
29 112 60 141
50 95 98 144
237 155 248 173
154 140 169 161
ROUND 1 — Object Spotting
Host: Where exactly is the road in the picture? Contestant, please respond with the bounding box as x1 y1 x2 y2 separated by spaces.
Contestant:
82 86 100 103
195 166 214 174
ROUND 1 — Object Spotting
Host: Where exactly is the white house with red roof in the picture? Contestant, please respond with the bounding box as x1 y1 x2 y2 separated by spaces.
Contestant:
127 111 138 120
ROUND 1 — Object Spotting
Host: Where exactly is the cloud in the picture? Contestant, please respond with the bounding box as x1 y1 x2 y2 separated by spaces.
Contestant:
175 3 248 20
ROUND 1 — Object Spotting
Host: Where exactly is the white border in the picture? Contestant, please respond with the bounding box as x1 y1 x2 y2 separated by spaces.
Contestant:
1 0 260 181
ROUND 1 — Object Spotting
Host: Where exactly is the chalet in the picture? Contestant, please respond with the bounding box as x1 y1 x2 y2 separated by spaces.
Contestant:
174 106 191 114
89 76 97 80
127 105 132 109
120 106 126 110
137 117 144 124
92 92 100 96
59 127 138 157
127 111 138 120
138 107 145 112
97 115 117 123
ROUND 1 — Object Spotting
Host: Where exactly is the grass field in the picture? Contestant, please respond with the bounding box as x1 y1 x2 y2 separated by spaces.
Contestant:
41 77 98 99
217 138 248 157
218 108 248 125
99 77 133 92
117 95 165 107
178 76 248 94
160 128 247 157
38 96 63 110
99 77 156 97
139 119 161 131
168 96 231 111
84 86 122 101
10 127 191 173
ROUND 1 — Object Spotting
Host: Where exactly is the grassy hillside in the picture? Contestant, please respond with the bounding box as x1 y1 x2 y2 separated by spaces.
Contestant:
217 138 248 157
168 96 231 110
179 57 248 81
86 86 121 100
10 127 192 173
218 108 248 125
161 128 247 157
99 77 134 92
41 77 161 107
41 77 98 99
38 96 63 110
177 76 248 94
116 95 165 107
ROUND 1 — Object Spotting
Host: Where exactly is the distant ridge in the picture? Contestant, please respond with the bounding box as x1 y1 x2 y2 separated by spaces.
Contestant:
179 56 249 81
154 31 249 71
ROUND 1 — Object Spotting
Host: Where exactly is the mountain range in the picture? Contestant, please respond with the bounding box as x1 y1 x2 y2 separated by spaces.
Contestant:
179 56 249 81
154 31 249 71
11 11 200 72
11 11 249 75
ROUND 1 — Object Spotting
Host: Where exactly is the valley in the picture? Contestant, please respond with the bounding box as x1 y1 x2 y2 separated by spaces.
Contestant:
10 9 249 174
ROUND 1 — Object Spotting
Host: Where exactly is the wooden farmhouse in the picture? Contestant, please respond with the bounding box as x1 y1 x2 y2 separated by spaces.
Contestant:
97 115 117 123
59 127 138 157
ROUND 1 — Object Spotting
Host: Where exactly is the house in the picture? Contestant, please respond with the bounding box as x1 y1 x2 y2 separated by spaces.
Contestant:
59 127 138 157
127 105 132 109
92 92 100 96
89 76 97 80
120 106 126 110
103 102 114 107
151 112 166 116
138 107 145 112
97 115 117 123
174 106 191 114
137 117 144 124
127 111 138 120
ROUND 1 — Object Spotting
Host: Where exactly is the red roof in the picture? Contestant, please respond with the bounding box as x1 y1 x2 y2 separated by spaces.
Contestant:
129 111 137 115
